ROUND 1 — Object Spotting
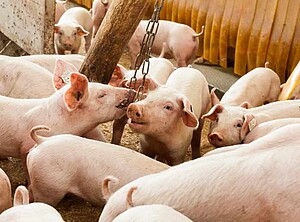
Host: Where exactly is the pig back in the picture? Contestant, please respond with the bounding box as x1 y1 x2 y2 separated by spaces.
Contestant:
221 67 280 106
0 57 54 99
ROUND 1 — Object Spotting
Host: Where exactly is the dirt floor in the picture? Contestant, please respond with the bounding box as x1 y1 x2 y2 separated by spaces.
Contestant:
0 3 215 221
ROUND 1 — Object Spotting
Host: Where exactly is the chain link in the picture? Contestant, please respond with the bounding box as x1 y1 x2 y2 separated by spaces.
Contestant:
128 0 164 101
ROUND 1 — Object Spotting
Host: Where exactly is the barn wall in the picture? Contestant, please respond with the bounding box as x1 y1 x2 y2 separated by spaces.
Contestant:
0 0 55 54
71 0 299 82
70 0 93 8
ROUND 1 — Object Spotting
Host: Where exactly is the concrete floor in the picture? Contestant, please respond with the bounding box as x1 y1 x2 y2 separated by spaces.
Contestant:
192 61 240 99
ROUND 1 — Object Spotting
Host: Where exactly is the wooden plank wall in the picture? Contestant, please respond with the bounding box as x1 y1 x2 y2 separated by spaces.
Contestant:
70 0 93 8
71 0 300 82
149 0 300 82
0 0 55 54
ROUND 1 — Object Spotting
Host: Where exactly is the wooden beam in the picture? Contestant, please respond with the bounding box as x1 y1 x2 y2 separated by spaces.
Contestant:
79 0 151 83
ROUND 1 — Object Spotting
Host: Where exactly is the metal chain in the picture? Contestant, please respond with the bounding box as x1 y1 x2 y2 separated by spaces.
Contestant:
128 0 164 101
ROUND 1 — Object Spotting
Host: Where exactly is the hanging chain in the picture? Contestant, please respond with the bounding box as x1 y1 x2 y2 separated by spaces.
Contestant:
128 0 164 101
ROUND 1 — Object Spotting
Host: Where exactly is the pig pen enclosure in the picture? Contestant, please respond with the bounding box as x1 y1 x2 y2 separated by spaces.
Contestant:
0 0 300 221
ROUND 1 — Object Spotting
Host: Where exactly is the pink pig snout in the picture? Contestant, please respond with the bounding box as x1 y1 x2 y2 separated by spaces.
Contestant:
208 132 224 147
127 104 143 119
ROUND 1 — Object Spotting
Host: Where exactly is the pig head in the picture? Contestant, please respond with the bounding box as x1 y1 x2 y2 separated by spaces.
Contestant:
54 23 89 54
202 103 254 147
127 83 199 165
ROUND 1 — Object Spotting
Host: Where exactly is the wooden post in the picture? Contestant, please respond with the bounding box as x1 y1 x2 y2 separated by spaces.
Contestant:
79 0 151 83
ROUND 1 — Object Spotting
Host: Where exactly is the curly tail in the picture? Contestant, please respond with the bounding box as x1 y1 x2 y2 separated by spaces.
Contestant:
192 25 205 38
126 186 138 209
30 125 50 145
102 176 119 201
265 61 270 68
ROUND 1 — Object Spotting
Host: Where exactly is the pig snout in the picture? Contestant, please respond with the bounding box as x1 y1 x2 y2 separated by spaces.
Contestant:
208 132 224 148
127 104 143 119
63 42 72 49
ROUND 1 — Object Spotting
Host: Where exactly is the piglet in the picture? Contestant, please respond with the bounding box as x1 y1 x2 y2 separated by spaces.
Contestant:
110 57 175 145
55 7 93 54
210 66 280 107
55 0 67 23
112 186 193 222
127 67 210 165
0 186 64 222
128 20 204 68
0 168 11 214
27 126 169 206
91 0 112 37
0 57 106 142
0 72 133 178
20 54 84 73
202 99 300 147
99 123 300 222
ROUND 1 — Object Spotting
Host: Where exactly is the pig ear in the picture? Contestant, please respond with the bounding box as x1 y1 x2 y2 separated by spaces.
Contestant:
240 113 256 140
201 104 224 121
64 73 89 111
240 101 252 109
76 26 89 36
177 96 199 128
53 59 78 90
210 88 220 106
143 77 159 91
108 65 126 87
54 24 60 33
119 77 159 92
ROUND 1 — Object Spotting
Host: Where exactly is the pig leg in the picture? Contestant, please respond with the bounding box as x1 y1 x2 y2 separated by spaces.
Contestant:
30 184 66 206
83 127 107 142
176 58 188 67
165 155 185 166
84 35 92 53
56 47 65 55
128 37 141 69
191 118 203 159
20 145 33 184
71 47 80 54
111 115 128 145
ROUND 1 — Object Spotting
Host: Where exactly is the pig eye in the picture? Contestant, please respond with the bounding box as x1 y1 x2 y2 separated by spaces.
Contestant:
215 117 219 122
98 92 107 98
73 32 77 36
164 104 173 110
236 122 242 128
